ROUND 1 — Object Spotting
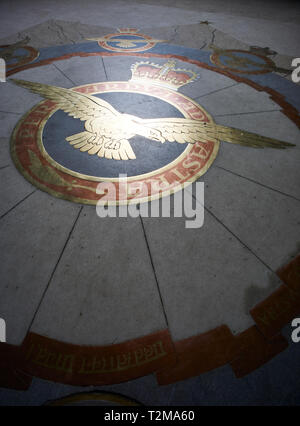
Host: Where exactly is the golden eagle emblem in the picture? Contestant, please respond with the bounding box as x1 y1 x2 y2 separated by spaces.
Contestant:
11 78 295 161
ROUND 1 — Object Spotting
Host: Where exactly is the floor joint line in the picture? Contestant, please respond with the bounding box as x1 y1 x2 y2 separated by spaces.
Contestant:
0 190 36 221
53 63 77 86
191 193 275 274
26 205 84 334
214 109 280 117
101 56 109 81
205 204 275 274
194 83 238 100
0 110 22 115
139 216 170 328
215 165 300 202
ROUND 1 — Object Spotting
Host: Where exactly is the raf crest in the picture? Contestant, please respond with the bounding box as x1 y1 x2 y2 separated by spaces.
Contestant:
10 60 294 162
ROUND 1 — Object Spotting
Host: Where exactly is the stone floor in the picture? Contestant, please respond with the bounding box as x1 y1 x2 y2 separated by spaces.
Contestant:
0 0 299 405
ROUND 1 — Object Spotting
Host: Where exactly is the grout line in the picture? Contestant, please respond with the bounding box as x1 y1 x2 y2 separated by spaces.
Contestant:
193 82 238 100
101 56 108 81
190 192 275 274
215 165 300 202
214 109 280 117
0 110 22 115
26 205 84 333
52 63 77 86
139 216 170 328
0 190 36 220
204 204 275 274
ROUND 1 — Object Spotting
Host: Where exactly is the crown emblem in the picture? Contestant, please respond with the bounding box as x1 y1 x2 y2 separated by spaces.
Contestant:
130 60 199 91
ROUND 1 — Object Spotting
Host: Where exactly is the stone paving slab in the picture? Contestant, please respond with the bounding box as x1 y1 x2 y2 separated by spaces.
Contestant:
170 64 236 100
0 138 11 167
214 111 300 200
0 191 81 345
141 193 282 341
0 112 22 139
0 64 75 141
203 13 300 57
0 165 35 218
143 22 255 52
53 56 107 86
198 82 281 116
31 207 167 345
0 1 205 40
1 64 74 114
198 166 300 271
0 20 114 49
102 55 139 82
137 0 300 24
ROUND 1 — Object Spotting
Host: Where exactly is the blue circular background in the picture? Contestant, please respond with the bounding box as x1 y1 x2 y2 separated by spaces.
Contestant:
42 92 187 178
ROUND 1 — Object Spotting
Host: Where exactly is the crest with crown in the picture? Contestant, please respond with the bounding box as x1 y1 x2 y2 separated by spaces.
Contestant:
130 60 199 91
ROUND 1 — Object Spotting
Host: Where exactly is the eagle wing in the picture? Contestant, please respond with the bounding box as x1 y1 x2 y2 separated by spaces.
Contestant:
10 78 120 121
140 117 295 149
10 80 295 154
10 79 138 160
215 124 296 149
140 117 215 143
